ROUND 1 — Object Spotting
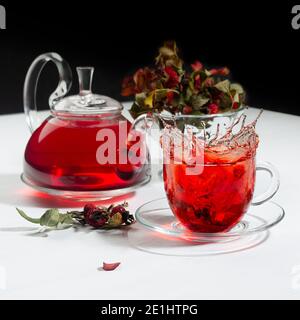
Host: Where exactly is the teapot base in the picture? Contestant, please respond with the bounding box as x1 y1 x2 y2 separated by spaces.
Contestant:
20 173 151 202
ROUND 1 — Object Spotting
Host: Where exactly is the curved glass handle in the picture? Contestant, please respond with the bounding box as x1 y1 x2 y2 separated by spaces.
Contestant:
130 113 154 133
23 52 72 133
252 161 280 206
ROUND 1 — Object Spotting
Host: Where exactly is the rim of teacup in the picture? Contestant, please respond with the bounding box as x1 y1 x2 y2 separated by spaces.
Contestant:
154 104 247 120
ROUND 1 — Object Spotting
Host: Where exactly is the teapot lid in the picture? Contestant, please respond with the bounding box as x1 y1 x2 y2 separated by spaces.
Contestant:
52 67 123 116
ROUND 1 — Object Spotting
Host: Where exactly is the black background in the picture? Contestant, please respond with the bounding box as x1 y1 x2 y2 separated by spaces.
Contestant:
0 1 299 115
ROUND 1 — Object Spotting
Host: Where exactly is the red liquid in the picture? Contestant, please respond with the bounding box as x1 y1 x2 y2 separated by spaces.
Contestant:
163 150 256 233
24 116 150 191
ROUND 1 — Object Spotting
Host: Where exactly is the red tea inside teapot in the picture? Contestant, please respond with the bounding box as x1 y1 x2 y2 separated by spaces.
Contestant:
23 55 150 192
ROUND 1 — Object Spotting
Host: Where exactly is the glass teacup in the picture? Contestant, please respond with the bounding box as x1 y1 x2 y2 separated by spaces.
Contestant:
161 113 279 233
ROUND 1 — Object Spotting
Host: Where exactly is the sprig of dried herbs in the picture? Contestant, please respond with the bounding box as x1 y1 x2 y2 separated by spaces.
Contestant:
16 202 135 229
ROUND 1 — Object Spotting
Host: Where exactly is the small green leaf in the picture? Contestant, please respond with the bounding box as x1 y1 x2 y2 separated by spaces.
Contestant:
135 93 147 107
219 93 232 109
214 80 230 93
16 208 40 224
40 209 60 228
203 70 211 78
129 102 148 119
155 89 178 101
58 213 74 226
190 95 210 110
185 87 193 101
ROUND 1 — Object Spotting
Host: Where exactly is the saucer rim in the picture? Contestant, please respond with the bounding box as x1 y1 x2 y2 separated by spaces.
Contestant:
135 197 285 239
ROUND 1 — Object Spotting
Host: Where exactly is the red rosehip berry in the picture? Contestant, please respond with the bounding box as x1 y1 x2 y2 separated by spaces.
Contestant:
194 74 201 90
83 204 96 219
84 204 96 212
209 68 218 76
232 102 239 110
208 103 219 114
219 67 230 76
83 204 108 228
209 67 230 76
111 205 127 215
166 91 174 105
191 60 203 72
204 78 214 87
85 209 107 228
164 66 180 88
183 105 193 114
111 204 131 223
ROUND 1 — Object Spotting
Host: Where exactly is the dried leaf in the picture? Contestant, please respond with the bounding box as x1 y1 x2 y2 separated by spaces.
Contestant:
16 208 40 224
144 92 155 109
129 102 148 119
107 212 123 227
230 83 244 95
40 209 61 227
232 92 240 103
190 95 210 110
214 80 230 93
135 92 147 107
58 213 74 226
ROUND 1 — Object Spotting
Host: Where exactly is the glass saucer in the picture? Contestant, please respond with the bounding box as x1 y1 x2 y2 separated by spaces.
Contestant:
21 173 151 201
127 224 269 256
135 198 285 243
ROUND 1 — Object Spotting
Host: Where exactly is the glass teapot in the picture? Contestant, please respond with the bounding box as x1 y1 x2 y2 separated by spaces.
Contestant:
22 53 150 198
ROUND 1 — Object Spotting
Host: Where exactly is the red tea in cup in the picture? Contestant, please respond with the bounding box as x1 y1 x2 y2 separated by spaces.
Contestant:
162 115 260 233
163 153 256 233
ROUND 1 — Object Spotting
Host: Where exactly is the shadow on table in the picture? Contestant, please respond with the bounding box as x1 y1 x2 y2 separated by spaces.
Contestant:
127 225 270 257
0 174 270 256
0 173 135 208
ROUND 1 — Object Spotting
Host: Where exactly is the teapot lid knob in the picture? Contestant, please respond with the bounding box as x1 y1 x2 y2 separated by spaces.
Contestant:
77 66 94 96
52 66 123 116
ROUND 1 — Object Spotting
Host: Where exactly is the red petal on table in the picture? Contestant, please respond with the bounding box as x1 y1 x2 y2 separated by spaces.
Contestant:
103 262 121 271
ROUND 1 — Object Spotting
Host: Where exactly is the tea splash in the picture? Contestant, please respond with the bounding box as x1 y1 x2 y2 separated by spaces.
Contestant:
162 111 261 233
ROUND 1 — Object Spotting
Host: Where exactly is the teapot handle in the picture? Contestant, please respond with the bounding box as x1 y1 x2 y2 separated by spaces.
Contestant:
23 52 72 133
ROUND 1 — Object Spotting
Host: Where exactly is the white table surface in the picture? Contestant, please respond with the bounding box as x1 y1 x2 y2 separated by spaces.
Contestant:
0 104 299 300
